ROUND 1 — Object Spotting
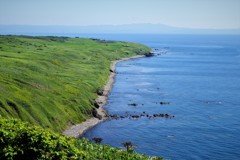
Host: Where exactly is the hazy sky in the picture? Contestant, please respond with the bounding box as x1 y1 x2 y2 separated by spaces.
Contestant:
0 0 240 29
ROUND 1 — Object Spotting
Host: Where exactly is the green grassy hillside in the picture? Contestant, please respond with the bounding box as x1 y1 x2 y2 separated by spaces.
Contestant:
0 35 151 132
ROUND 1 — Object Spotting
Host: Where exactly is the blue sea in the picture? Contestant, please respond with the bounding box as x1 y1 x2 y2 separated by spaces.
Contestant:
81 34 240 160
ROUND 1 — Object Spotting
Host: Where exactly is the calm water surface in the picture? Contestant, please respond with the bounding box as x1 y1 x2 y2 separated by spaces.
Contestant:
82 35 240 160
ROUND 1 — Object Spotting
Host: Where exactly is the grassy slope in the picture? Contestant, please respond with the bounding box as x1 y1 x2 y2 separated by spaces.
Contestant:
0 35 151 132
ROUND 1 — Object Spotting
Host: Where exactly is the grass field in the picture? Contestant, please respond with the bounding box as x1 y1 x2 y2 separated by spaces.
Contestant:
0 35 151 132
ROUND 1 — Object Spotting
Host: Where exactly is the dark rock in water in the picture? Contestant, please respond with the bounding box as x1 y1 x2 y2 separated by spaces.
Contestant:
108 112 175 120
152 113 174 118
131 115 140 118
145 52 154 57
108 114 119 120
128 103 144 106
206 101 223 105
160 102 170 105
92 137 103 144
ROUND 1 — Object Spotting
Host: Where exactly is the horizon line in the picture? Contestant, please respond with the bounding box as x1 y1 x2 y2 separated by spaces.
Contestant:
1 23 240 30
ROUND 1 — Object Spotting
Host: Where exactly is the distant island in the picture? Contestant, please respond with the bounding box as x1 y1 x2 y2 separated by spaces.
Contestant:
1 23 240 35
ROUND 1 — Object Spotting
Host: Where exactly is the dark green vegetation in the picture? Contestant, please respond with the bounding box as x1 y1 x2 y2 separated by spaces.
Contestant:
0 35 151 132
0 116 162 159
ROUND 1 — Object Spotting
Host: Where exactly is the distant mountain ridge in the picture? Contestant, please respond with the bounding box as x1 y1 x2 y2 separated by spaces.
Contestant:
0 24 240 35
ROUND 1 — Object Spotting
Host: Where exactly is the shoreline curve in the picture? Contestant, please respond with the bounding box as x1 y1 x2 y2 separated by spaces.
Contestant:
63 55 145 138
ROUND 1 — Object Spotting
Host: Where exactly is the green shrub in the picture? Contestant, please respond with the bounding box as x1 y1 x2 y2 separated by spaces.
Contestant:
0 117 162 160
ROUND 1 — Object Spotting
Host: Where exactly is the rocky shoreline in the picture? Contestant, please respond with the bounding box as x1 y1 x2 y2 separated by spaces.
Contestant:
63 55 145 138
